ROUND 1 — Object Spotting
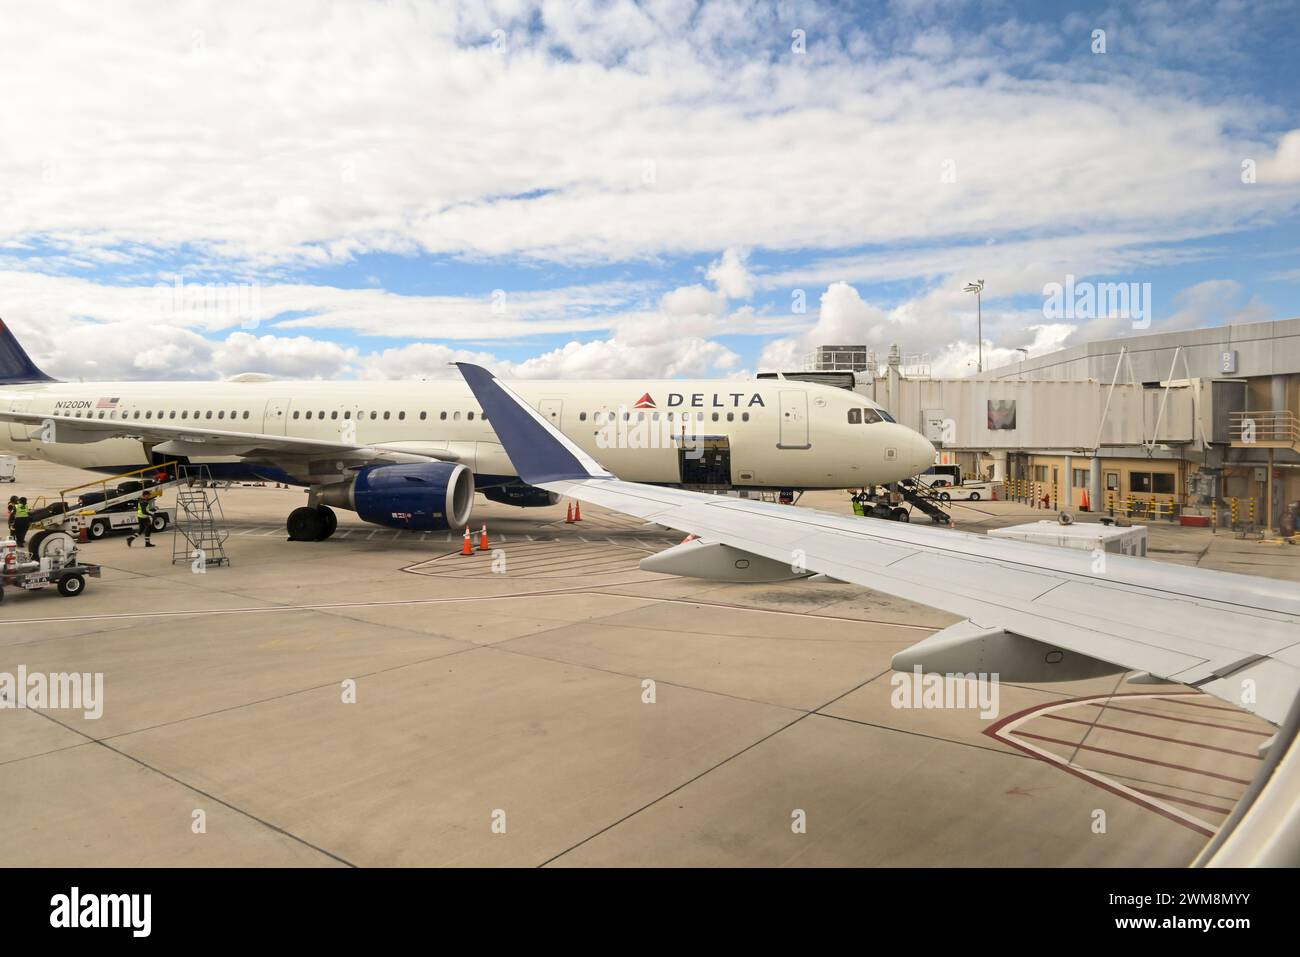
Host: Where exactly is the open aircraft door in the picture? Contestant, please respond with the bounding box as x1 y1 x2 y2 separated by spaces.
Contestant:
263 398 290 436
777 390 811 449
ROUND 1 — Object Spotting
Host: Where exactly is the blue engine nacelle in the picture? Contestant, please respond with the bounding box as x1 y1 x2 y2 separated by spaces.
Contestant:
480 482 560 508
318 462 474 531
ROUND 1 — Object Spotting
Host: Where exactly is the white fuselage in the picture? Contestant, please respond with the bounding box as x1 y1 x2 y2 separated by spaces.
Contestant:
0 377 935 489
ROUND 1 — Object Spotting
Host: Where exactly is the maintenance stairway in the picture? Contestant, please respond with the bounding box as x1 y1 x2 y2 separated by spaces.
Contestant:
170 465 231 568
897 478 953 524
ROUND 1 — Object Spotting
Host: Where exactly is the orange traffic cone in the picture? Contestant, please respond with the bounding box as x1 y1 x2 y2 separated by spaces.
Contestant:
573 500 582 522
565 502 574 523
478 524 490 551
1080 488 1091 512
78 519 89 544
460 527 474 556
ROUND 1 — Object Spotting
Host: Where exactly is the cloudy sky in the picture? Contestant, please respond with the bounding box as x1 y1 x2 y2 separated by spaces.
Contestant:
3 0 1299 382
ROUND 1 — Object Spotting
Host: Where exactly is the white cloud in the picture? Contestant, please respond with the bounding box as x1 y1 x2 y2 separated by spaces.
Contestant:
707 247 754 300
1 1 1294 268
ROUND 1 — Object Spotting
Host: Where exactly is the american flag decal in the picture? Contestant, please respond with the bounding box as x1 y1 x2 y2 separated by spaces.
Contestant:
96 397 120 409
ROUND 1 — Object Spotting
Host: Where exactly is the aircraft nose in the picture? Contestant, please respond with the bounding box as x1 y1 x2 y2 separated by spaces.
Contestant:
912 431 936 471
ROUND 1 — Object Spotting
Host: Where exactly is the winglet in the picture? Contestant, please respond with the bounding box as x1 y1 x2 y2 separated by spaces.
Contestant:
454 363 613 485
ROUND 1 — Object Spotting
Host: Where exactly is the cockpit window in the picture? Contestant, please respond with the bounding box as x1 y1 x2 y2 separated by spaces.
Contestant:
877 409 895 423
847 408 861 424
862 407 883 424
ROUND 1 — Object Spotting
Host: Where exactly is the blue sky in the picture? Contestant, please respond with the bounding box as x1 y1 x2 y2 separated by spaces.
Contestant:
1 0 1297 381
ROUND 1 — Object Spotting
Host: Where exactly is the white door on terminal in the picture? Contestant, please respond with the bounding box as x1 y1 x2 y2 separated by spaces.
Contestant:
539 398 563 429
778 391 810 449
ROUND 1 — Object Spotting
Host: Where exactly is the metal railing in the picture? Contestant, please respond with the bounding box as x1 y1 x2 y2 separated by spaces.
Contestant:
1229 410 1299 446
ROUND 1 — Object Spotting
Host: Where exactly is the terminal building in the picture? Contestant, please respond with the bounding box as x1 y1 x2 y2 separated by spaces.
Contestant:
797 317 1300 532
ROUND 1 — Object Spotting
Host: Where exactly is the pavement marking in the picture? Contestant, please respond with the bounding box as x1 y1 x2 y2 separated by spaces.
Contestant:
984 691 1243 838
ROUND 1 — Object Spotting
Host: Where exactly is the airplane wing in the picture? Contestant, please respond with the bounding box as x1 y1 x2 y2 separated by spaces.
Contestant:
455 362 1300 726
0 409 460 470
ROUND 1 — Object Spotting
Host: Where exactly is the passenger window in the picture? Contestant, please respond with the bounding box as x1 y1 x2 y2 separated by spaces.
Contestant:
453 411 461 421
331 411 339 420
218 411 225 419
726 412 734 422
848 408 862 424
205 411 213 419
742 412 749 422
243 411 250 419
383 411 390 420
466 412 473 421
419 411 427 421
439 412 447 420
711 412 719 422
580 412 587 421
305 411 312 420
292 411 299 419
370 412 377 420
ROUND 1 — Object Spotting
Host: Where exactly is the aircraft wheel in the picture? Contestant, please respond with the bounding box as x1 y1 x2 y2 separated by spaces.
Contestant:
891 508 910 522
316 505 338 540
286 506 324 542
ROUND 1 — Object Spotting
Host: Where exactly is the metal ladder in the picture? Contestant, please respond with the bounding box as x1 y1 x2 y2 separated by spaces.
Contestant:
170 465 231 568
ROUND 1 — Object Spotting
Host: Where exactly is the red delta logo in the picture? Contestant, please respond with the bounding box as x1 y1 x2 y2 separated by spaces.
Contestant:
633 393 656 409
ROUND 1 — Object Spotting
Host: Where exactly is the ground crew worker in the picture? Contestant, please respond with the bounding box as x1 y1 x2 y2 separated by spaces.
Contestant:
12 496 31 546
6 495 16 537
127 491 158 548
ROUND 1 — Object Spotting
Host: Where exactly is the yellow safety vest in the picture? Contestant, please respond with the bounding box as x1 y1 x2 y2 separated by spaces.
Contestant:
14 503 28 518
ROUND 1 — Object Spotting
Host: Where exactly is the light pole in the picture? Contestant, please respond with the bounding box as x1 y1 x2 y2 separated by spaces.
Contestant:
964 279 985 373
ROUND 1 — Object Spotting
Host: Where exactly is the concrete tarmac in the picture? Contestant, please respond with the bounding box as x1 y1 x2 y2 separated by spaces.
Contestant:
1 462 1289 866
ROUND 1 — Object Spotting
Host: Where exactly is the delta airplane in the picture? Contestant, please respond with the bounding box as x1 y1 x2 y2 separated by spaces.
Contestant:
0 320 934 540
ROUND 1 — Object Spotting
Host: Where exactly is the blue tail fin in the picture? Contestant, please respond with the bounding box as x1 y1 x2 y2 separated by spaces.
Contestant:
0 319 55 384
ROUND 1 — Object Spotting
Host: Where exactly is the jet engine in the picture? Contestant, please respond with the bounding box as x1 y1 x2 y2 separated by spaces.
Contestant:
318 462 474 531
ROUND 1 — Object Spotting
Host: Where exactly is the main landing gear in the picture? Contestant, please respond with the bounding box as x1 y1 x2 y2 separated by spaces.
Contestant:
286 504 338 541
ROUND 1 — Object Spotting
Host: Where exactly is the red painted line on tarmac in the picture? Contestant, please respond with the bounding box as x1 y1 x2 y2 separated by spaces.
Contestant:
1083 701 1270 736
1129 787 1233 816
1043 713 1262 759
1153 695 1257 714
1013 731 1253 785
984 692 1220 838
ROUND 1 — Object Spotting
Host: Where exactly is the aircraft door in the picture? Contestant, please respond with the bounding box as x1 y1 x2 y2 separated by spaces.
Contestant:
7 399 31 442
539 398 563 429
263 398 290 436
777 390 810 449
